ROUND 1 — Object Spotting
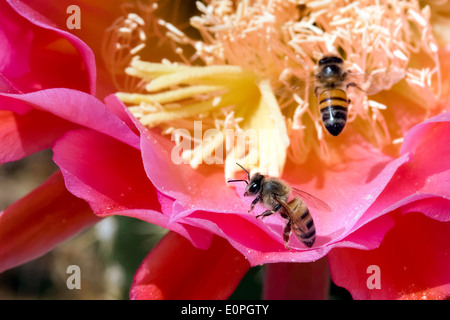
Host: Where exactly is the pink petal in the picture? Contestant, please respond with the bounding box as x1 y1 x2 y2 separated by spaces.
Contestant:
53 127 212 249
8 0 127 97
104 94 141 136
263 258 330 300
355 112 450 229
0 89 140 162
327 113 450 299
100 96 409 264
0 73 20 93
52 128 159 216
2 0 96 94
0 170 100 273
139 123 409 264
101 95 450 273
328 212 450 299
0 109 76 162
130 231 250 300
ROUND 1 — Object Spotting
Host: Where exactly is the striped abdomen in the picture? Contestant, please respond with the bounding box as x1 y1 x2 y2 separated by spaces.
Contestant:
291 208 316 248
318 88 349 136
287 198 316 248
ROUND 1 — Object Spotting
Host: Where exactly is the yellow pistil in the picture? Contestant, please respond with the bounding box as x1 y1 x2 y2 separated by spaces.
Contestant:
105 0 442 178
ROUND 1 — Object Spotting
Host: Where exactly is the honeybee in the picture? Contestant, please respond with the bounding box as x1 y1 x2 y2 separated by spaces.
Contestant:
279 54 369 136
314 54 360 136
228 163 331 249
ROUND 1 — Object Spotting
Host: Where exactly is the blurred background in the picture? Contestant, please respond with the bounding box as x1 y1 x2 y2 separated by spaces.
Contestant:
0 149 351 299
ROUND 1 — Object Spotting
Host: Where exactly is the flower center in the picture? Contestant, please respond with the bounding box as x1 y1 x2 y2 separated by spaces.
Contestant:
103 0 441 179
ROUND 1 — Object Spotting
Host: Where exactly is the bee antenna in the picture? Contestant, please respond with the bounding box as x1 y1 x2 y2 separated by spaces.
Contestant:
235 162 250 180
227 179 249 185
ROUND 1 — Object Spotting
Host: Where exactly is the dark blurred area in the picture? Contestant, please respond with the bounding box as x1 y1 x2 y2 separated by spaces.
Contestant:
0 150 58 210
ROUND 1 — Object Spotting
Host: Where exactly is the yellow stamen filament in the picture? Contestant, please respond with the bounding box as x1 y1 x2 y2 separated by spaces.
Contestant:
117 85 224 105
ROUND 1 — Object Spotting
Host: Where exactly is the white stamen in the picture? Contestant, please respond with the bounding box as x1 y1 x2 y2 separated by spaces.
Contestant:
128 13 145 26
393 49 408 61
368 100 387 110
130 43 146 55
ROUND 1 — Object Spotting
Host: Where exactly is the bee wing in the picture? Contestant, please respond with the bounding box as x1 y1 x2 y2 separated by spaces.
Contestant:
347 68 407 96
291 188 332 212
275 74 316 99
364 68 406 95
275 196 308 233
344 71 368 92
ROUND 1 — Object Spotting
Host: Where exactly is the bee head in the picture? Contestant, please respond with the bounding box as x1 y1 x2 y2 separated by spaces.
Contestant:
321 64 342 77
316 55 345 83
227 163 264 197
318 55 343 66
244 173 264 196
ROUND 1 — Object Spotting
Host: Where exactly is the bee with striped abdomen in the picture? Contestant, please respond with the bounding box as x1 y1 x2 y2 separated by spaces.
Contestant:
314 54 360 136
228 163 331 249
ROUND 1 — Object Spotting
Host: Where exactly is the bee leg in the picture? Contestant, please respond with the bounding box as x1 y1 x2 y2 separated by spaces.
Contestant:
283 219 292 250
314 86 319 97
255 210 274 219
255 203 281 219
248 195 261 213
347 82 364 92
